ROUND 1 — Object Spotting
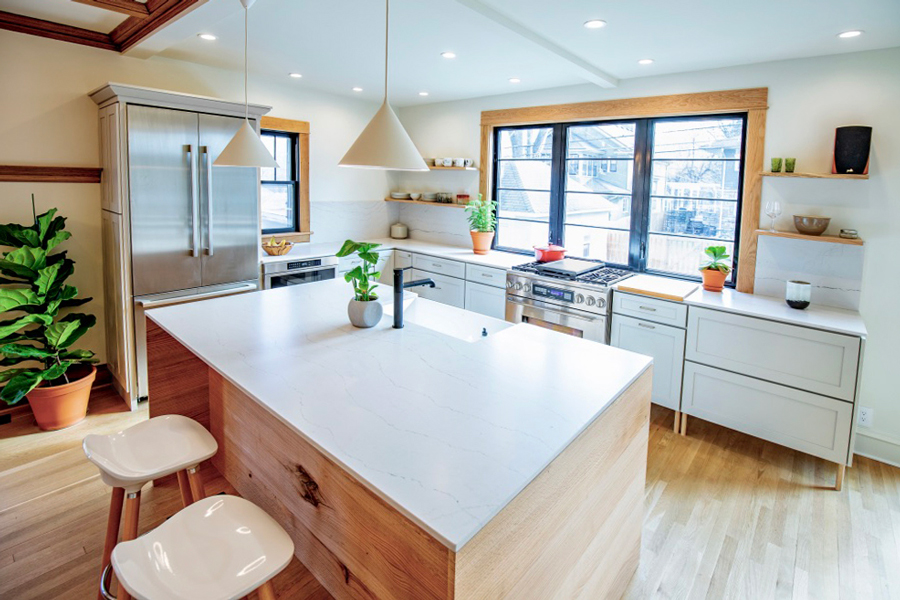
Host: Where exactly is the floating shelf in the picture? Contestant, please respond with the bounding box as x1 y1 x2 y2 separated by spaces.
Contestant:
385 198 467 208
760 171 868 180
428 165 478 171
0 165 102 183
756 229 864 246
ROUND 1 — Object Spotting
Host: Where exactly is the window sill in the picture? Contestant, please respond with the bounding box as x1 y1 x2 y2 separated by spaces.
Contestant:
262 231 312 244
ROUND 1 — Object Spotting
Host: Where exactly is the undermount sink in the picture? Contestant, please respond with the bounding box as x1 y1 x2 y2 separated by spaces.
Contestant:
381 293 514 342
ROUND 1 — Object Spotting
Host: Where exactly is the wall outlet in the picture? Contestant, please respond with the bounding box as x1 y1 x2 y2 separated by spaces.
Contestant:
858 406 874 428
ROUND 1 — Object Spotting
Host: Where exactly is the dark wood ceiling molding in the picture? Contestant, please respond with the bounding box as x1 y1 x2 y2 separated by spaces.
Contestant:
0 166 102 184
71 0 151 19
0 10 117 51
111 0 201 53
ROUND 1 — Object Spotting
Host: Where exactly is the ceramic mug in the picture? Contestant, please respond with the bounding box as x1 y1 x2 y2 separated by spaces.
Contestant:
785 280 811 310
453 158 465 167
463 158 474 167
441 157 453 167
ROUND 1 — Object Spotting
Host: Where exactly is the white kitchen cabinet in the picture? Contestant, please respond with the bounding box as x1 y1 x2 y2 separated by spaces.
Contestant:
338 255 363 274
377 250 393 284
610 313 685 411
394 250 413 270
411 268 465 308
465 264 507 289
465 281 506 320
613 293 687 328
413 254 466 279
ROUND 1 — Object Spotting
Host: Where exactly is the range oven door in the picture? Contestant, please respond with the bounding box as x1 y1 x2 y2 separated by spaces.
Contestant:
505 295 608 344
266 267 336 288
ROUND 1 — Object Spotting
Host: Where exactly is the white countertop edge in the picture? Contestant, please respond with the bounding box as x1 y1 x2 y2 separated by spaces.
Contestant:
147 312 651 552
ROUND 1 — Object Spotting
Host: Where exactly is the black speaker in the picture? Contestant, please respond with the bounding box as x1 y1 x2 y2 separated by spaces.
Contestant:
832 125 872 175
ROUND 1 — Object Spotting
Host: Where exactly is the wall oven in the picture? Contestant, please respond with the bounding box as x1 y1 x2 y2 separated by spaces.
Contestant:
263 256 338 289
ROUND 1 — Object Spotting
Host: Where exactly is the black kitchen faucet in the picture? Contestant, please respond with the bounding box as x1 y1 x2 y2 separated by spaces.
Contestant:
392 267 435 329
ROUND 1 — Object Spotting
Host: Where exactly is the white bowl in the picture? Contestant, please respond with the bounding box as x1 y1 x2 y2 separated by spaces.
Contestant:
409 193 421 200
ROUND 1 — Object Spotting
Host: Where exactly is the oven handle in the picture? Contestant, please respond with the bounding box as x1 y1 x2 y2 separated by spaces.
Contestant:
506 295 603 322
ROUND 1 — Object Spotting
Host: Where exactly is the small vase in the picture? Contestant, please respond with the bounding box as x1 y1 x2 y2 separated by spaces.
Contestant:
348 299 383 328
470 231 494 255
785 280 811 310
701 269 727 292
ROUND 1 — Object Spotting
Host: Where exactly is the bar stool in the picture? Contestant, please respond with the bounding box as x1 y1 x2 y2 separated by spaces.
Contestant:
102 495 294 600
84 414 218 600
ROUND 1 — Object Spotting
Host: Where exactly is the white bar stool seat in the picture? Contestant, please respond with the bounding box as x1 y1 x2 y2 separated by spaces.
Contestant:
110 495 294 600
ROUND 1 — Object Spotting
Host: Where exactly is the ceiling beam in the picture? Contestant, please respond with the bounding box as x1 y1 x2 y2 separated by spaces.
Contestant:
0 10 117 51
111 0 201 53
453 0 618 89
71 0 150 19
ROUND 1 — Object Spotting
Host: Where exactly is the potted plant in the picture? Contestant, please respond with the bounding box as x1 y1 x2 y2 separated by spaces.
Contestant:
0 201 98 430
335 239 383 328
698 245 732 292
465 194 496 255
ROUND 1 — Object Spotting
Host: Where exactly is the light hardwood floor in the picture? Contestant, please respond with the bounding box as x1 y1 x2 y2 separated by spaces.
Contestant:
2 388 898 599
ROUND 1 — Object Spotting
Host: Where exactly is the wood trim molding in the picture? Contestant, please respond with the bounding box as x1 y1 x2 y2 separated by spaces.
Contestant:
0 10 118 51
478 87 768 294
71 0 150 18
261 116 312 239
481 88 768 127
110 0 201 53
260 116 310 135
0 166 102 183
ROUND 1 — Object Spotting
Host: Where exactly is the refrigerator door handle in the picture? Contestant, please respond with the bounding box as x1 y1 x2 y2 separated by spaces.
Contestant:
187 144 200 258
203 146 214 256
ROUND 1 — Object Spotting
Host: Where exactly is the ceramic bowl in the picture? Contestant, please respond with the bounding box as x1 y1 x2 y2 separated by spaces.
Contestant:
793 215 831 236
409 193 421 200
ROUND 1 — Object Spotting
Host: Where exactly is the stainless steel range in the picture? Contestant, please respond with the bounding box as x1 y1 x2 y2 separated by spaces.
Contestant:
505 258 633 344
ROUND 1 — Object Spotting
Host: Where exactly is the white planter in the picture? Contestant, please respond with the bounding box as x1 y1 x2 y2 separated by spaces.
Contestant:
348 299 383 328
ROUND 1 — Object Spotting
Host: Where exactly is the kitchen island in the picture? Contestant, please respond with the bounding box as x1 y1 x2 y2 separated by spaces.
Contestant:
145 279 653 599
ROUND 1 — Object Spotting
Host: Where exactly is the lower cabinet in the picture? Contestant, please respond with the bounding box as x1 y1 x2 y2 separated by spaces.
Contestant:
464 281 506 319
410 268 466 308
610 313 685 411
377 250 394 284
682 362 853 463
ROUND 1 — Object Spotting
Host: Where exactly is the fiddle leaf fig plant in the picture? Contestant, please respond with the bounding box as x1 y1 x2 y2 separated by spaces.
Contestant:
465 194 497 233
0 198 97 405
698 245 732 274
336 239 382 302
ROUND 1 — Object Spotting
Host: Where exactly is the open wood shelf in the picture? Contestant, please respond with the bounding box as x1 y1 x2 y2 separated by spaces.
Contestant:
385 198 467 208
756 229 864 246
760 171 868 180
428 165 478 171
0 165 102 183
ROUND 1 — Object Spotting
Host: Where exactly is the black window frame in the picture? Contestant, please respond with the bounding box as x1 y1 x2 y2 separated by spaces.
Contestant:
492 113 748 286
260 129 301 235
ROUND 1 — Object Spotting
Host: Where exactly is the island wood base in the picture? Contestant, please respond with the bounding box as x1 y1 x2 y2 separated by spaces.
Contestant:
147 321 652 599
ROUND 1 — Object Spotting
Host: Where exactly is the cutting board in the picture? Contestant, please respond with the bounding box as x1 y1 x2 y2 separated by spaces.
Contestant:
616 274 699 302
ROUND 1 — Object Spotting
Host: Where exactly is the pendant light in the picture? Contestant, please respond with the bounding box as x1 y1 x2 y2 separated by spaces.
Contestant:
215 0 278 168
339 0 428 171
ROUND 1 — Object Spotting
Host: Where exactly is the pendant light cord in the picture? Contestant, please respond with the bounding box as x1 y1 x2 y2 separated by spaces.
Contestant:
383 0 389 103
244 4 249 120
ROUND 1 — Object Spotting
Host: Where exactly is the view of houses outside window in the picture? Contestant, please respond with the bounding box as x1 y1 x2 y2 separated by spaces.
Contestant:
493 116 745 280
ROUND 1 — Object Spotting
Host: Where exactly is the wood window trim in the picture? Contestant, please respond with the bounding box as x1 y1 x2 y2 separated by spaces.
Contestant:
479 88 768 293
260 116 311 244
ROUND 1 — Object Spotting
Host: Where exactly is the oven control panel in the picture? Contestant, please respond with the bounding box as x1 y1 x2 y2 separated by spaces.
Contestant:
533 284 575 303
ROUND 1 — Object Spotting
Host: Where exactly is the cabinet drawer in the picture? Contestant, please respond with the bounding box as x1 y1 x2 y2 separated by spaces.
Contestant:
394 250 413 270
465 281 506 319
410 269 466 308
465 264 507 289
338 255 363 273
682 362 852 463
413 254 466 279
613 292 687 328
610 314 685 411
686 307 860 401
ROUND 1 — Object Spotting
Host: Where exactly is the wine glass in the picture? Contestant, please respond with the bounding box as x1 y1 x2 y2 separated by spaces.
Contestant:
764 200 782 232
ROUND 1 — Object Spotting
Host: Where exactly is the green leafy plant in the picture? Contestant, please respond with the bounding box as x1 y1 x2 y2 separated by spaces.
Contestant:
0 198 97 405
335 240 382 302
698 246 732 274
465 194 497 233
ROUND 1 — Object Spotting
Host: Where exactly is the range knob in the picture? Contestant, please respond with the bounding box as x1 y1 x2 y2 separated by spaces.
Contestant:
507 280 515 288
575 293 585 304
523 283 532 293
597 297 607 309
586 296 596 307
515 282 523 291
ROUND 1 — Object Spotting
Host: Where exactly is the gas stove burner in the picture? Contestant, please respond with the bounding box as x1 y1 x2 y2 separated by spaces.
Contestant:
511 258 632 287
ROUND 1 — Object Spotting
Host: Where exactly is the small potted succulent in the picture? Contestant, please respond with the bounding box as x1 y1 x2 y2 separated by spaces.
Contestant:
335 239 383 328
698 245 732 292
465 194 497 255
1 201 98 430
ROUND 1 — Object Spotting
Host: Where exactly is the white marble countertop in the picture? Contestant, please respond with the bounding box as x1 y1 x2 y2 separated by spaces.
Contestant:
147 280 652 551
685 288 867 337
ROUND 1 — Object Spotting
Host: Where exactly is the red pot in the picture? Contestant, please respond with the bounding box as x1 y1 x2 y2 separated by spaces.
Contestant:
534 244 566 262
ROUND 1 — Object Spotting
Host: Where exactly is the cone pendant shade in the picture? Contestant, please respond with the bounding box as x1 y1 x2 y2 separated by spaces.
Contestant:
339 101 428 171
215 120 278 168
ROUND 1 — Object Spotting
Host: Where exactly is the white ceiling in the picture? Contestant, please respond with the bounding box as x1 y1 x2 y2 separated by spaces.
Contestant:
4 0 900 106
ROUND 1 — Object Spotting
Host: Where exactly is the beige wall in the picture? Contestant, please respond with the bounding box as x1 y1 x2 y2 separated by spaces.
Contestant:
0 30 393 364
397 47 900 465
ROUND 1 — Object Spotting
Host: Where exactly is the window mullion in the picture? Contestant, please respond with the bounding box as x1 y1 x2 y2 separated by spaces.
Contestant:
548 123 567 246
630 120 653 271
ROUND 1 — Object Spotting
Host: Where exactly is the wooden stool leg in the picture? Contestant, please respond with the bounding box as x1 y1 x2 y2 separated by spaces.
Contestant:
119 491 141 600
257 580 276 600
835 463 846 491
97 487 125 600
186 465 206 502
680 413 688 436
177 470 193 507
673 410 681 434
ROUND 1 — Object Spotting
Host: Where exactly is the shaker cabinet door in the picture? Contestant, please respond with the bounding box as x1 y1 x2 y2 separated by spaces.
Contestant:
611 314 685 411
410 269 466 308
465 281 506 320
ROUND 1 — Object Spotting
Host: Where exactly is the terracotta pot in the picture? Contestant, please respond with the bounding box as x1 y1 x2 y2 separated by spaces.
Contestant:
348 299 383 328
701 269 728 292
26 365 96 431
470 231 494 255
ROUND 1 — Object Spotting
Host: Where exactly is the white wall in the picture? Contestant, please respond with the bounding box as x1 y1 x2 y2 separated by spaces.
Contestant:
396 47 900 464
0 30 395 363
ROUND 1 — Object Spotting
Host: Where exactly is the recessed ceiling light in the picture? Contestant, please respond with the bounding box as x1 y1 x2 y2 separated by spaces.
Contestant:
441 51 457 59
508 77 521 84
419 91 429 96
352 87 363 92
838 30 863 38
289 73 302 78
638 59 654 65
583 20 607 29
198 33 217 41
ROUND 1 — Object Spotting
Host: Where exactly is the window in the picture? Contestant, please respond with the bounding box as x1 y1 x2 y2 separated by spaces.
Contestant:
492 115 747 282
260 130 300 234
